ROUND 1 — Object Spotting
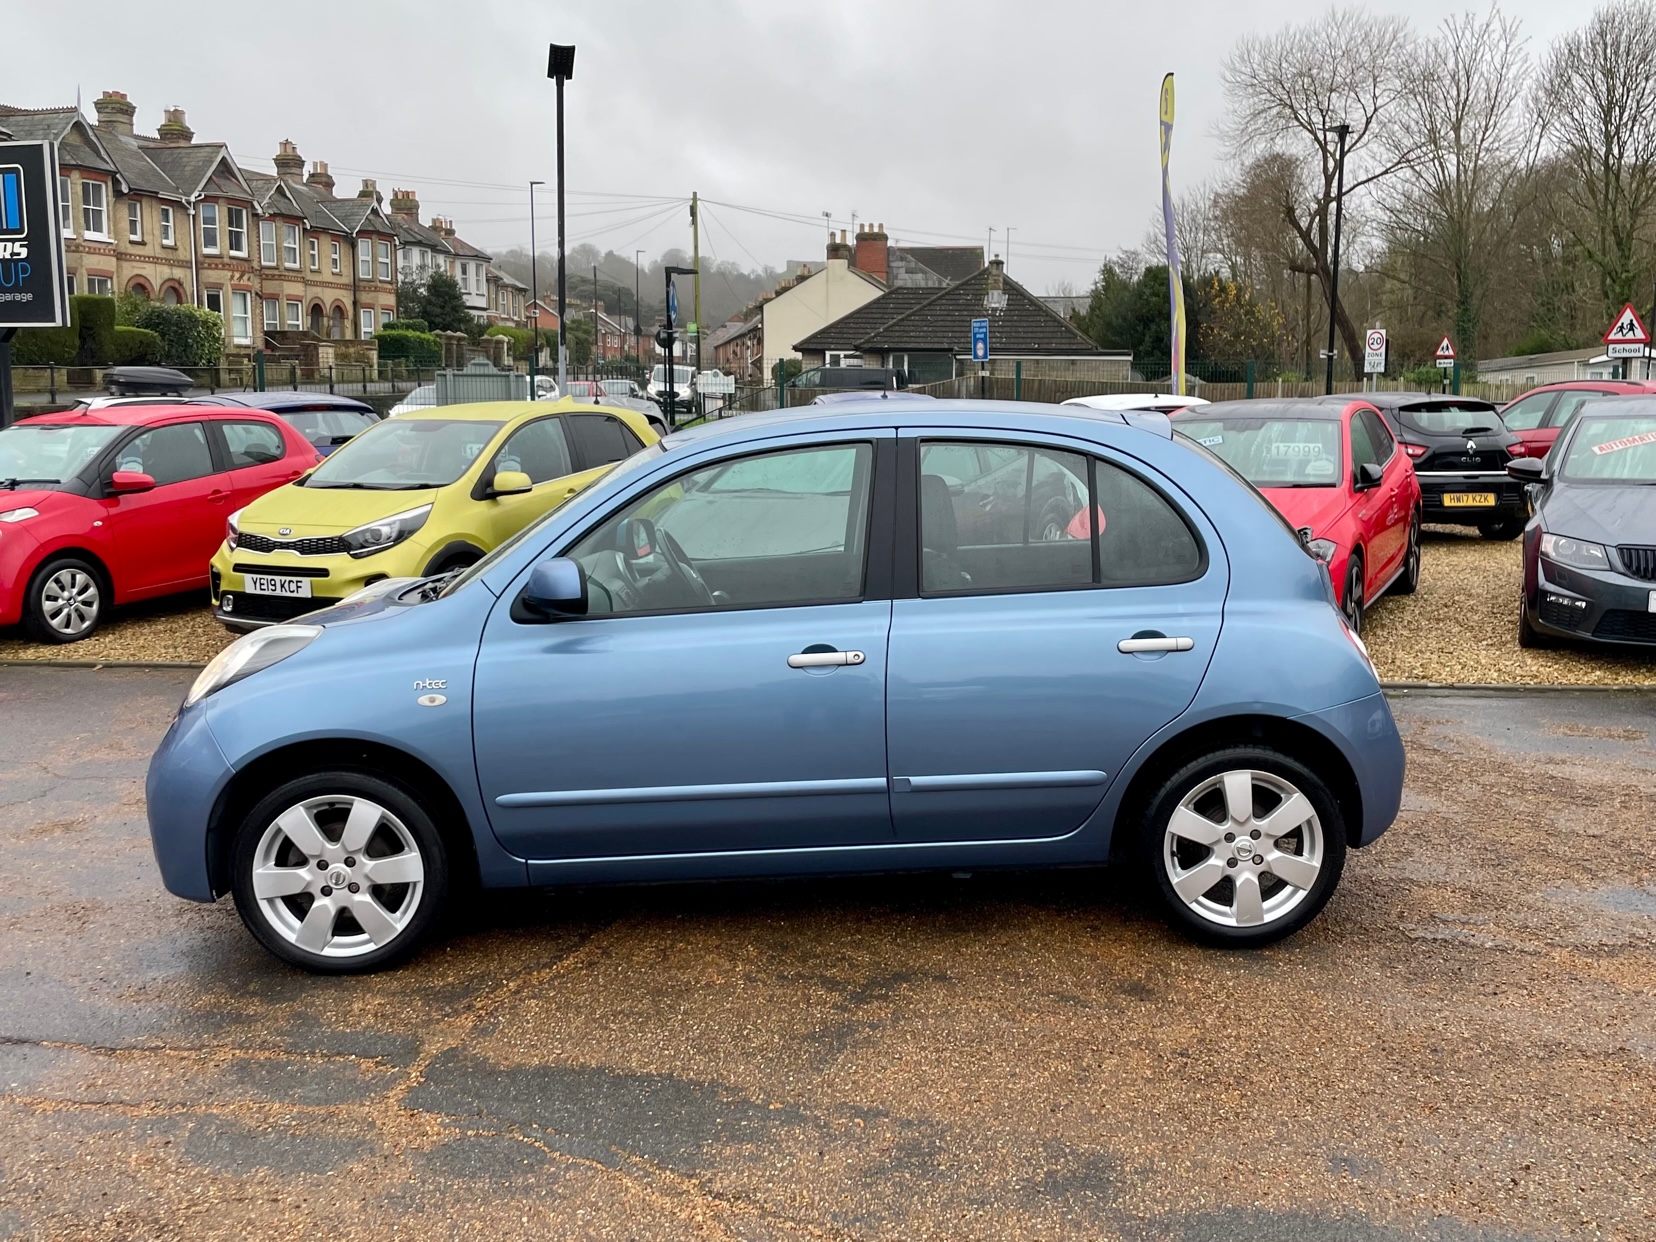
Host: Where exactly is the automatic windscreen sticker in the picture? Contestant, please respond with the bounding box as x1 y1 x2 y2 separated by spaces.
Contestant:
1197 435 1223 446
1590 430 1656 455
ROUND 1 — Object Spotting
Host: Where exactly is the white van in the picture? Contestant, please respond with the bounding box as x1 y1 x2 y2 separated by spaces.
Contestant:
647 364 696 403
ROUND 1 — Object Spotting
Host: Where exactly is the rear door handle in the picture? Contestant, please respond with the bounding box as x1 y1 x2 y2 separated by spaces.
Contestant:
1118 636 1193 653
788 649 866 668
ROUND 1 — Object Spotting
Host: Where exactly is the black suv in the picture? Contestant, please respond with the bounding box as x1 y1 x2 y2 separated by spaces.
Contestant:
789 366 907 391
1342 393 1526 539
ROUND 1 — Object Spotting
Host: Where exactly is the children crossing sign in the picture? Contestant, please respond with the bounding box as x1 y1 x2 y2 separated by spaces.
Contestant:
1602 303 1651 358
1434 336 1456 369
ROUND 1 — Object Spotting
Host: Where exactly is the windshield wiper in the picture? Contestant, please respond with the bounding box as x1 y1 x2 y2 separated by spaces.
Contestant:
0 477 59 489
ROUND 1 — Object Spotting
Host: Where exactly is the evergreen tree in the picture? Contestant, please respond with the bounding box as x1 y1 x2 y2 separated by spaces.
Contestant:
418 272 474 333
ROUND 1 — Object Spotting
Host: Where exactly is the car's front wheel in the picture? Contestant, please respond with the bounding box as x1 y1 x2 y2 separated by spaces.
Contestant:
230 772 448 973
1142 748 1348 947
1341 554 1365 635
1517 590 1556 650
22 556 106 644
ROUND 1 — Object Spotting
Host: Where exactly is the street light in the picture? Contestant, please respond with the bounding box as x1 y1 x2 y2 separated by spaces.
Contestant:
634 248 644 365
547 42 576 394
1323 122 1350 396
663 264 698 424
528 179 544 391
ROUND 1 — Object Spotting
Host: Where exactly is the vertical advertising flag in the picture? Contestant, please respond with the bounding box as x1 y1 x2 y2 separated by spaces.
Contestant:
1158 73 1187 396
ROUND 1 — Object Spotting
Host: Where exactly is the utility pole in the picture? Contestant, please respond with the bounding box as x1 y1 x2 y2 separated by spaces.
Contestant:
987 226 995 263
591 263 599 376
547 43 576 395
1323 122 1350 396
528 180 544 390
1005 227 1015 273
634 249 643 366
691 192 702 413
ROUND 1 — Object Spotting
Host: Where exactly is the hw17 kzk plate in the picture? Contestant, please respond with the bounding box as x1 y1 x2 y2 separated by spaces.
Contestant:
1442 492 1496 508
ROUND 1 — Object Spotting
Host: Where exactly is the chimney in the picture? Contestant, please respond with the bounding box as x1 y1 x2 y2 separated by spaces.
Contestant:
92 90 135 137
305 160 335 194
431 216 456 239
357 178 381 204
853 221 889 282
272 139 304 179
389 187 419 217
156 107 194 146
826 228 852 263
984 257 1008 311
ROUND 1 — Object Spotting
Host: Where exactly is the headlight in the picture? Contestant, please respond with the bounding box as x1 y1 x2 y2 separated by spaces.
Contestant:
184 624 322 708
0 507 40 523
1540 532 1608 571
225 506 245 551
341 504 432 559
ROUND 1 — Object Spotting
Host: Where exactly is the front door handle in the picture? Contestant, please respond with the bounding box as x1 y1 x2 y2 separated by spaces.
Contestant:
788 649 866 668
1118 636 1194 654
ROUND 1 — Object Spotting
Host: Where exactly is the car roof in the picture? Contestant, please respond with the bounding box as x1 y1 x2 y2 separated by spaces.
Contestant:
1177 399 1346 421
1561 394 1656 417
1516 378 1656 393
397 397 650 425
206 390 375 411
17 404 285 427
1062 393 1209 411
1333 390 1497 410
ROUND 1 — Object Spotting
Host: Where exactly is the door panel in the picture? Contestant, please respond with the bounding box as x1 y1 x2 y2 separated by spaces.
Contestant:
215 420 307 509
106 422 228 593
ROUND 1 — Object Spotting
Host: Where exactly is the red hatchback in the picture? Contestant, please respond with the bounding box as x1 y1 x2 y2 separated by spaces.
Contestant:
1499 379 1656 458
0 406 320 643
1174 398 1422 633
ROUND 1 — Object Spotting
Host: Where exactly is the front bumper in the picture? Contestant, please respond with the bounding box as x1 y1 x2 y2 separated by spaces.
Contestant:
1526 557 1656 645
1415 472 1527 524
210 542 423 630
145 701 234 902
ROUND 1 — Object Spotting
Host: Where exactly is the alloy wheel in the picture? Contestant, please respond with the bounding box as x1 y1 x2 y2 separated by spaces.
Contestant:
1161 769 1325 929
41 568 101 637
249 795 426 959
1343 561 1364 633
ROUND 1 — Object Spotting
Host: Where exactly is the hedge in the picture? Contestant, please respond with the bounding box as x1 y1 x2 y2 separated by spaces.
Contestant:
11 309 80 365
132 303 224 367
72 294 116 365
373 328 443 368
381 318 428 333
112 325 164 366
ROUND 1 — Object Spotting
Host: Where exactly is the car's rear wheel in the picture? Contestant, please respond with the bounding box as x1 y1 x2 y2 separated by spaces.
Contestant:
1142 748 1348 947
230 772 448 973
1341 554 1365 635
1393 511 1422 595
1478 517 1525 540
22 556 106 644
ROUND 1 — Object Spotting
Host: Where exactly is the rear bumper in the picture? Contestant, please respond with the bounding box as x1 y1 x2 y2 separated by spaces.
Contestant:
1526 558 1656 645
1415 472 1526 523
1291 691 1405 847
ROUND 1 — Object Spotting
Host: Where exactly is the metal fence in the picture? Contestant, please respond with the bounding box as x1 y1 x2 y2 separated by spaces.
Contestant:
9 361 435 407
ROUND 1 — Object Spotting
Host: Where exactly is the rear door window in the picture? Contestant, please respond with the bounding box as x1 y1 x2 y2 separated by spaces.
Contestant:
492 418 573 484
566 414 644 471
219 420 288 468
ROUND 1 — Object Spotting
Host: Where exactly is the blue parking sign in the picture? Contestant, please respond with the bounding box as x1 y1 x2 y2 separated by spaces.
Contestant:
971 317 989 362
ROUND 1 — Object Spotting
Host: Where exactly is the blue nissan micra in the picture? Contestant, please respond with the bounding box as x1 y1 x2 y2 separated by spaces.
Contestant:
147 401 1404 973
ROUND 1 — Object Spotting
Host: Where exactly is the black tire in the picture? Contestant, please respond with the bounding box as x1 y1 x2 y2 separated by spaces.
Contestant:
1341 553 1365 635
230 771 449 974
21 555 107 644
1392 510 1421 595
1517 593 1555 649
1036 496 1075 543
422 545 483 576
1139 746 1349 948
1478 517 1525 540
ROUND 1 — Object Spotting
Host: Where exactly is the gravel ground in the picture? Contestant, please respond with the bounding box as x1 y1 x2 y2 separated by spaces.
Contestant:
3 528 1655 686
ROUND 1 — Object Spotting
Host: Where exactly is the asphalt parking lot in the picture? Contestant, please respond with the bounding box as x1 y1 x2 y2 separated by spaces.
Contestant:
1 666 1653 1241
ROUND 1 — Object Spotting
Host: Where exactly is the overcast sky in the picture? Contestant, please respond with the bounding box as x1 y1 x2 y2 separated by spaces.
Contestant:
7 0 1590 292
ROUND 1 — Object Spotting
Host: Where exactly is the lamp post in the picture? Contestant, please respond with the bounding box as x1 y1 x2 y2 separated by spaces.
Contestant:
1323 122 1350 396
634 248 644 368
547 42 576 395
663 264 698 425
528 179 544 391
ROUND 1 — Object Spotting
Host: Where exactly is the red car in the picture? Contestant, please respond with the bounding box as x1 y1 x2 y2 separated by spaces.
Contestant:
1173 398 1422 634
0 405 320 643
1499 379 1656 458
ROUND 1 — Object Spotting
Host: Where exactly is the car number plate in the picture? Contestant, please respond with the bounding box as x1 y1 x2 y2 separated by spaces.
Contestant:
1442 492 1496 507
243 574 312 598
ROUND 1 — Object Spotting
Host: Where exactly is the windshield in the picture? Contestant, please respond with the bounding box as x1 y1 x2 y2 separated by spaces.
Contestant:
0 422 124 488
1558 416 1656 483
1176 417 1344 487
1396 402 1500 436
600 380 634 397
650 366 695 385
283 408 378 442
440 440 668 597
303 417 503 489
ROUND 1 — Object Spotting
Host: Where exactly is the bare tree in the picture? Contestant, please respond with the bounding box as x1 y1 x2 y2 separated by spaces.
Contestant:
1140 182 1225 280
1536 0 1656 318
1380 5 1537 362
1222 8 1417 371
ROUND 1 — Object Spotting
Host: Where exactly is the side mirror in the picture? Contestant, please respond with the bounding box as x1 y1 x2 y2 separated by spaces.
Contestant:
491 469 533 497
1356 461 1384 490
1506 457 1544 481
520 557 587 618
109 470 156 494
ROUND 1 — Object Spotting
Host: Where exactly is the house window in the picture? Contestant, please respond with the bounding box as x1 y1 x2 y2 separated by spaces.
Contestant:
200 203 220 253
376 240 392 281
160 205 174 247
330 240 341 273
283 223 300 269
380 308 393 327
263 298 280 331
259 219 277 266
308 237 319 270
66 273 76 295
230 290 252 343
86 275 113 296
359 308 375 338
126 200 143 242
459 262 470 292
204 288 224 316
81 180 108 238
59 176 73 235
358 238 372 279
226 206 248 256
286 299 302 330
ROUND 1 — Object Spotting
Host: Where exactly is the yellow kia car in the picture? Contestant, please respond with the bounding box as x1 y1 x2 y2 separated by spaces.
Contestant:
210 399 657 630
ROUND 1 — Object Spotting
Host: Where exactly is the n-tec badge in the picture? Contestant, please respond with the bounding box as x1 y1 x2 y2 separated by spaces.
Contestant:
414 678 447 691
278 527 292 536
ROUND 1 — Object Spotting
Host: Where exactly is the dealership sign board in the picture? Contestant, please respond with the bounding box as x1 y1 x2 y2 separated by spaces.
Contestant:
0 140 69 329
